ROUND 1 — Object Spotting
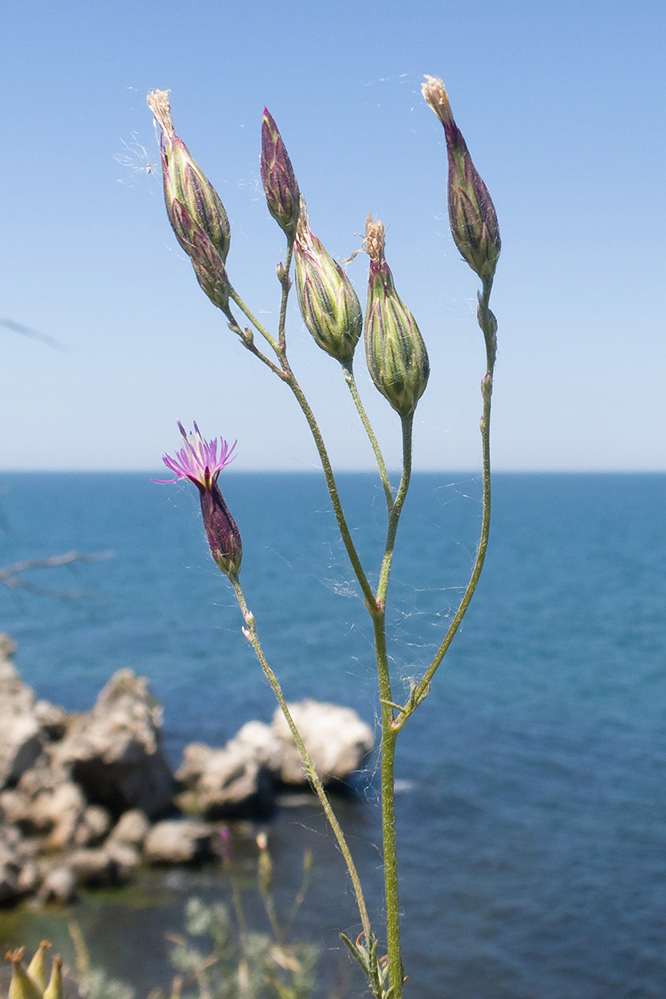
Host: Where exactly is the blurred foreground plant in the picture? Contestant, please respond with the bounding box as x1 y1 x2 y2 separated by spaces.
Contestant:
165 835 317 999
149 76 501 999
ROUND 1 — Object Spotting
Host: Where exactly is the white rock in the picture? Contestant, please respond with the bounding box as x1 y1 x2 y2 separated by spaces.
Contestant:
144 819 214 864
0 638 42 788
271 700 374 786
37 865 76 903
175 736 274 818
51 670 174 818
108 809 150 847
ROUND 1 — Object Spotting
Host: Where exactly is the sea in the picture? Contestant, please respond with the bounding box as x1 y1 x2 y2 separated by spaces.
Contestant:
0 471 664 999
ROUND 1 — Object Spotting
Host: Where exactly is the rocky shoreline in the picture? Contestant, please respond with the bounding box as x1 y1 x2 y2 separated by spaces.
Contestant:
0 635 373 907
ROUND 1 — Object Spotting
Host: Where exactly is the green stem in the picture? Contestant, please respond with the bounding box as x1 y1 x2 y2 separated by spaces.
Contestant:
229 268 376 610
375 615 401 997
372 415 413 999
342 360 394 513
281 358 377 609
277 240 294 350
396 278 495 732
229 288 280 354
376 415 413 607
230 576 373 947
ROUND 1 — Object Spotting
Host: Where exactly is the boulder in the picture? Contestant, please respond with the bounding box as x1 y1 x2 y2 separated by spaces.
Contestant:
51 670 175 819
144 819 214 865
66 848 114 887
270 700 374 786
0 825 24 904
36 864 76 904
108 808 150 847
0 636 43 788
175 722 277 818
33 699 69 742
104 839 141 881
73 805 112 847
0 763 87 850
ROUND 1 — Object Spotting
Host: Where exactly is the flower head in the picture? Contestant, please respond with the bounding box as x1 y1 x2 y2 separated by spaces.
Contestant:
147 90 231 313
158 423 242 579
261 108 300 239
294 198 362 364
422 75 500 280
363 216 429 418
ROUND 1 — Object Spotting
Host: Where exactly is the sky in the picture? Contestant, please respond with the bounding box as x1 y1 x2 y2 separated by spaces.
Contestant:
1 0 665 472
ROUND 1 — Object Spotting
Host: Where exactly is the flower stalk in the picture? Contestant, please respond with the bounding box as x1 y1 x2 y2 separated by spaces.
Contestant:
151 83 502 999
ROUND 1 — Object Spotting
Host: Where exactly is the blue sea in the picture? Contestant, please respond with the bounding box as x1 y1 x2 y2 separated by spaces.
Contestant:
0 472 665 999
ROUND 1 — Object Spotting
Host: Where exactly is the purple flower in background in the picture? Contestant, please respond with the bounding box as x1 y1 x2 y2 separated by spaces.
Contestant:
159 423 242 580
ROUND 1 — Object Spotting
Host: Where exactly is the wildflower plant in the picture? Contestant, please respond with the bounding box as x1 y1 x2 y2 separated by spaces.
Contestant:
149 78 500 999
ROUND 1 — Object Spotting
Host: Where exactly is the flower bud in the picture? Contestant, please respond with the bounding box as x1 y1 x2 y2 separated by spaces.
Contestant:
26 942 50 992
294 199 362 364
363 216 429 417
6 950 44 999
422 76 500 279
43 958 63 999
158 423 242 581
148 90 230 263
148 91 231 314
261 109 300 238
170 200 231 313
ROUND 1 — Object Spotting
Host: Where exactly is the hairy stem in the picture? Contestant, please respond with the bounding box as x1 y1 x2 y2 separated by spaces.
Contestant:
228 289 280 354
230 577 373 946
371 415 413 999
376 416 413 607
280 358 377 608
342 360 394 512
396 277 496 732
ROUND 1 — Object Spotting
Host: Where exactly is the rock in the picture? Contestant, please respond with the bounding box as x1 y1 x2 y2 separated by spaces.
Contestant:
37 864 76 904
33 700 69 742
175 729 276 819
66 848 114 887
108 808 150 847
144 819 214 864
51 670 175 819
0 763 87 850
0 638 43 788
73 805 111 847
104 839 141 880
0 826 23 904
271 700 374 786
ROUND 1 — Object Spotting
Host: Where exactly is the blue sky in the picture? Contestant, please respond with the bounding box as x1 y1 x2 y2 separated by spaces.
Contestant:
1 0 664 471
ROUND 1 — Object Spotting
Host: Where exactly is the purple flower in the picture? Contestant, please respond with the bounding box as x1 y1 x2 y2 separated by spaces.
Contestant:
158 423 242 579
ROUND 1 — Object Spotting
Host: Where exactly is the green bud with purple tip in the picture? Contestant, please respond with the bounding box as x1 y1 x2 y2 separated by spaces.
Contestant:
261 109 300 239
170 200 231 313
148 90 230 262
148 90 231 314
422 76 501 280
294 198 362 364
364 216 429 418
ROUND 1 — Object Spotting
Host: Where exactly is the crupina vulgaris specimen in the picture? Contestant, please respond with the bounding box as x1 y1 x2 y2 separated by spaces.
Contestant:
149 76 500 999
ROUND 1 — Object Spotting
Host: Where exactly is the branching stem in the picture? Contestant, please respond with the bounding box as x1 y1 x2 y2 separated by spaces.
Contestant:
230 577 373 947
342 360 394 512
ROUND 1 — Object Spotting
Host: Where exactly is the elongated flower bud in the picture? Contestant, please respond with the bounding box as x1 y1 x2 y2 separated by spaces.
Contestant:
261 109 300 238
294 199 362 363
148 90 231 313
422 76 500 279
170 200 231 312
158 423 242 581
6 950 44 999
364 216 429 417
43 958 63 999
26 942 50 992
